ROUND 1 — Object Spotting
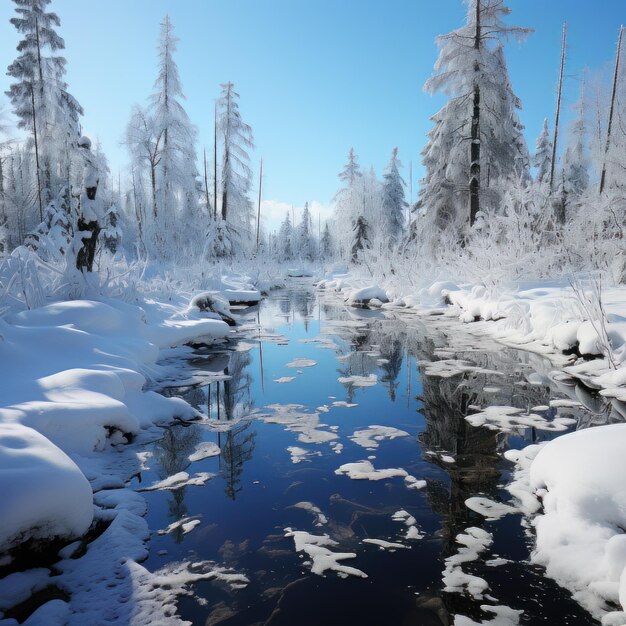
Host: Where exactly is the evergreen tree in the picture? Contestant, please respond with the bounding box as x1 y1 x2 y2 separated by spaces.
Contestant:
6 0 83 216
381 147 407 244
320 221 333 259
296 201 314 260
562 89 590 197
334 148 362 256
278 211 293 260
533 118 553 185
218 82 254 252
415 0 530 239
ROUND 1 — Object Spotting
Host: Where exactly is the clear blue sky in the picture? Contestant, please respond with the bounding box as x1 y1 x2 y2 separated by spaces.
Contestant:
0 0 623 227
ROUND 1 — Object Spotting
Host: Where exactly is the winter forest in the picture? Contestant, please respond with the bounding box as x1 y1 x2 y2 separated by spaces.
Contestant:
2 0 626 625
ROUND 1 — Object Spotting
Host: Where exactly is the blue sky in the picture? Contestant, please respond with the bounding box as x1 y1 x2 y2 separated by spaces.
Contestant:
0 0 622 230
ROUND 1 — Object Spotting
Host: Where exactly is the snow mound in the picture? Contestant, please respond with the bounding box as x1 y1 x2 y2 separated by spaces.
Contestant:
0 423 93 551
529 424 626 621
345 285 389 307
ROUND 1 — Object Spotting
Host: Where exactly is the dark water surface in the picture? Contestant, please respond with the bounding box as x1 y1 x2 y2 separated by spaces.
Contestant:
139 280 624 626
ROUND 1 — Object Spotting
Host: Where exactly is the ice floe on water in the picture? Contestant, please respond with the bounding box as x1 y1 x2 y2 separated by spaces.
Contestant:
337 374 378 387
442 527 493 599
335 460 407 481
286 446 322 464
362 538 407 551
140 471 214 491
273 376 296 384
258 404 338 445
419 359 504 379
284 529 367 578
188 441 220 462
158 517 201 536
464 496 517 521
454 605 523 626
392 510 424 540
465 405 576 434
349 425 409 450
404 475 427 490
286 358 317 368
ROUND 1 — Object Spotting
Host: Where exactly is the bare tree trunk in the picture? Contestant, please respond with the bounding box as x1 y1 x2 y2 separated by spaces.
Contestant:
203 146 212 220
221 87 232 222
256 158 263 250
29 82 43 222
550 21 567 193
213 102 218 220
599 25 624 194
469 0 481 227
150 161 158 219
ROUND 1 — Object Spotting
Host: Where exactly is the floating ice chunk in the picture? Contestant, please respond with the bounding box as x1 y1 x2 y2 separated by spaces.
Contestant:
188 441 221 462
421 359 504 379
158 517 201 536
287 446 322 464
284 528 367 578
405 475 427 490
455 604 523 625
349 425 409 450
362 538 407 551
287 358 317 368
274 376 296 384
442 527 493 599
335 460 408 481
465 497 517 520
392 510 417 526
337 374 378 387
141 471 213 491
466 405 575 434
259 404 338 445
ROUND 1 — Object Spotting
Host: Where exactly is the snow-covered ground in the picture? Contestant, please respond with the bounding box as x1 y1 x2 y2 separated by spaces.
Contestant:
0 273 269 623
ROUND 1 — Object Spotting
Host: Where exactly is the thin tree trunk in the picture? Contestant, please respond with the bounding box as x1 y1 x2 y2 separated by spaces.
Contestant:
469 0 481 227
256 158 263 250
221 87 231 223
203 146 212 218
550 21 567 193
599 25 624 194
214 102 218 220
29 83 43 222
150 161 158 219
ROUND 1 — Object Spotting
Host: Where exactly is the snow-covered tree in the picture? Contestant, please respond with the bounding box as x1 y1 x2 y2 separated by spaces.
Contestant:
278 212 294 261
125 16 200 261
296 202 315 260
6 0 83 217
217 82 254 254
532 119 553 185
381 147 406 244
320 221 333 259
414 0 530 240
351 215 370 262
334 148 362 257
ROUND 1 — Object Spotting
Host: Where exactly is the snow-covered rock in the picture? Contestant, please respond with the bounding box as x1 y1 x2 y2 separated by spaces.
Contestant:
0 423 93 551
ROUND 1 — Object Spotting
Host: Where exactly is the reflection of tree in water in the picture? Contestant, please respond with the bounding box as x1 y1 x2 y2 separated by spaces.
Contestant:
153 423 202 543
336 326 379 403
369 320 407 403
274 286 316 330
210 350 257 500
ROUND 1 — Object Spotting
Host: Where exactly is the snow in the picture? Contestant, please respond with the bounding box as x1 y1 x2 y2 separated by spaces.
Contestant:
526 424 626 621
349 425 409 449
188 441 220 462
284 528 367 578
465 496 517 520
286 446 321 464
335 460 408 481
442 527 493 599
258 404 337 445
362 538 407 551
345 285 389 307
0 423 93 551
454 605 523 626
465 405 575 434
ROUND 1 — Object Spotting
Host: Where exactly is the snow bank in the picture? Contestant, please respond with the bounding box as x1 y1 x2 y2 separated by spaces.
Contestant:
528 424 626 621
345 285 389 307
0 423 93 550
0 296 230 553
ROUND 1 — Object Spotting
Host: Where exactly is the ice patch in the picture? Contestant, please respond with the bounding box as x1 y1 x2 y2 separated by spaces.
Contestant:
335 460 408 481
188 441 220 462
349 425 409 450
286 358 317 368
337 374 378 387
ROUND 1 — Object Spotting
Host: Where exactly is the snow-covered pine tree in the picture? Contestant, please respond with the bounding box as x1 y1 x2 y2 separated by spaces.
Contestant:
334 148 362 257
296 202 314 260
533 119 553 185
320 221 333 259
351 215 370 263
414 0 531 241
278 211 294 261
217 82 254 254
148 15 199 259
6 0 83 218
381 147 407 244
